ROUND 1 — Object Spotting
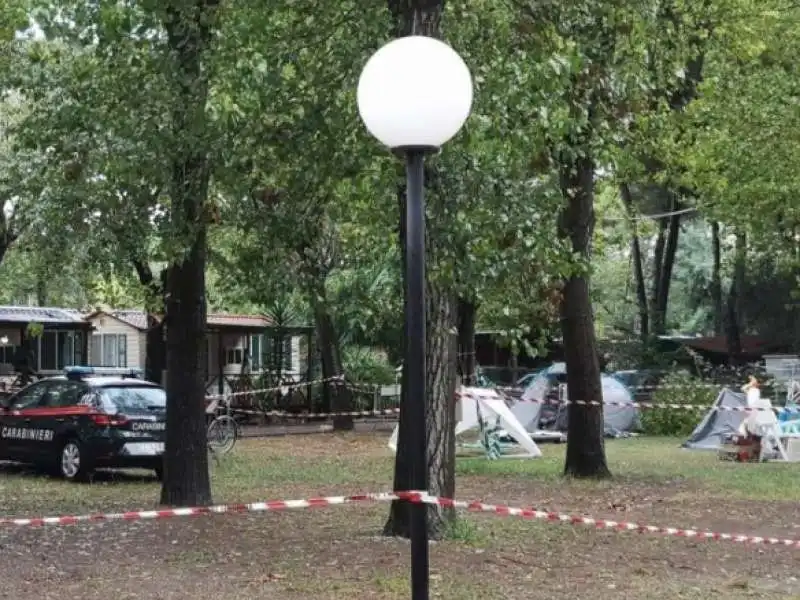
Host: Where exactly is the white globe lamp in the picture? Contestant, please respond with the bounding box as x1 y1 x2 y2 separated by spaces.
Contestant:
356 36 473 149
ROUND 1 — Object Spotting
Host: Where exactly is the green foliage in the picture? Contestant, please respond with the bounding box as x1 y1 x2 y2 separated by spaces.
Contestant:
25 321 43 338
639 372 716 436
341 346 396 386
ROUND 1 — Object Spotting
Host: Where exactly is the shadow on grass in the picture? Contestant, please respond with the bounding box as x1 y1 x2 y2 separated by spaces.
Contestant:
456 437 800 501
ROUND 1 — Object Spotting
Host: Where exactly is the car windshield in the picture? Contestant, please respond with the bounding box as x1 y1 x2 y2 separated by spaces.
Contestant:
98 385 166 414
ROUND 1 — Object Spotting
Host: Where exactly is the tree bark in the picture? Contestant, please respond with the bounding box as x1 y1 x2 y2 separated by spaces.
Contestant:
726 230 746 363
132 260 167 384
557 142 611 479
310 284 351 430
384 179 413 538
145 318 167 384
620 183 648 340
158 0 218 507
652 199 681 335
383 0 458 530
456 297 477 385
711 221 723 336
385 269 458 539
421 280 458 538
649 218 667 333
35 273 47 306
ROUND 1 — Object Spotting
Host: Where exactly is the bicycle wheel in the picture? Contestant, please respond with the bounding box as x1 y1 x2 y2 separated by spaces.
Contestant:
207 415 238 456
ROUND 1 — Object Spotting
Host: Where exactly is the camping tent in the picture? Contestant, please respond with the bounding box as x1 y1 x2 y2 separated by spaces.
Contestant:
387 387 542 458
511 363 639 437
682 388 746 450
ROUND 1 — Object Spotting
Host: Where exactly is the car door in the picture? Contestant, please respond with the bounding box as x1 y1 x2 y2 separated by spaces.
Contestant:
32 381 88 462
1 382 51 460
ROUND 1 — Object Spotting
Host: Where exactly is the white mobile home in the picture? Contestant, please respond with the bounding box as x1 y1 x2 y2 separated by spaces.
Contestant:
84 310 309 394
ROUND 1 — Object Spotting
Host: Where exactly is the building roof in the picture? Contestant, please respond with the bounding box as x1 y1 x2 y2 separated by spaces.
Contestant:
109 310 153 331
83 309 153 331
0 306 90 325
207 313 272 329
659 335 790 357
86 309 273 331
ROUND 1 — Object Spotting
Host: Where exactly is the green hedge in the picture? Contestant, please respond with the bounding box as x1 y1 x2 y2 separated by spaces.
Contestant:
638 373 718 436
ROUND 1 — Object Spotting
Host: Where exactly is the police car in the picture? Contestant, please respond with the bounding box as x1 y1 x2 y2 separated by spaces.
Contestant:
0 366 165 481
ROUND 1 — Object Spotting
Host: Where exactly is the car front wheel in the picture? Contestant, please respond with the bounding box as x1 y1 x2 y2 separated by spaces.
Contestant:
60 439 92 482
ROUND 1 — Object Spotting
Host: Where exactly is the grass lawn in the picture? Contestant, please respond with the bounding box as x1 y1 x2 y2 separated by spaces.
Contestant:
0 433 799 599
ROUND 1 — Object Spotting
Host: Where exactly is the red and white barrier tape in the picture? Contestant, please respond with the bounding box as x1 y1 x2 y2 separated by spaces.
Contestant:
2 490 798 550
230 406 401 419
459 389 799 413
497 383 723 393
223 399 796 420
397 492 800 549
507 398 800 413
0 492 395 528
205 375 345 401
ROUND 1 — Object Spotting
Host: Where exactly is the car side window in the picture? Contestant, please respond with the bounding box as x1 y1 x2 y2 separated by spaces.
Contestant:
10 382 49 410
44 382 88 408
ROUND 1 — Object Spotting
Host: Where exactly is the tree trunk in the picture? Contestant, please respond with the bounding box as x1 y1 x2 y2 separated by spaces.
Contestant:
35 273 47 306
132 261 168 384
145 319 166 384
726 230 746 363
310 286 351 430
456 297 477 385
649 219 667 332
620 183 648 340
384 0 457 540
421 281 458 538
385 277 458 539
653 200 681 334
711 221 723 336
159 0 218 507
557 145 611 479
384 179 413 538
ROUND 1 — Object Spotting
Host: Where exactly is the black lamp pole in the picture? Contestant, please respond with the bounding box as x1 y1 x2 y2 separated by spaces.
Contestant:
404 147 429 600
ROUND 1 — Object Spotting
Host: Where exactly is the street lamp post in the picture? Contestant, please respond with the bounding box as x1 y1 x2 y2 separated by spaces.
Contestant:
356 35 473 600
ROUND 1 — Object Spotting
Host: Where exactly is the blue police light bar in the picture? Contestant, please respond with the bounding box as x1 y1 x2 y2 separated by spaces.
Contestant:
64 366 144 380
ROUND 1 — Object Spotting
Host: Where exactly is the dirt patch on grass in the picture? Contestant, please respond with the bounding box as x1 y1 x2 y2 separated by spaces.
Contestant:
0 433 798 599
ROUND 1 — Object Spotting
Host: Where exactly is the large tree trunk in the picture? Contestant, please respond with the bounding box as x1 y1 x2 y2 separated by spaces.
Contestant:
421 282 458 537
711 221 724 336
384 0 458 540
310 284 351 431
385 276 458 539
159 0 218 507
620 184 649 340
384 178 413 537
456 297 477 385
557 144 611 479
726 230 747 363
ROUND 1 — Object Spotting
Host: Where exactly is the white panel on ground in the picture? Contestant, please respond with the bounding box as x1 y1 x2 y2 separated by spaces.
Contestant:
387 387 541 458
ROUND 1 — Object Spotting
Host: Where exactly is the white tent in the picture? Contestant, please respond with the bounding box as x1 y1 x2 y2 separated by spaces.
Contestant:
387 386 542 458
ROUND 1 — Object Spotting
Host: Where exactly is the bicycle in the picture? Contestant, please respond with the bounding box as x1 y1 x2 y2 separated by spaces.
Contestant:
206 397 239 458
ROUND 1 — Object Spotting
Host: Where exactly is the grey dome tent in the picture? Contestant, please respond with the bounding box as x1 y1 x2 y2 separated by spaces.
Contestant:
682 388 746 450
511 363 639 437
